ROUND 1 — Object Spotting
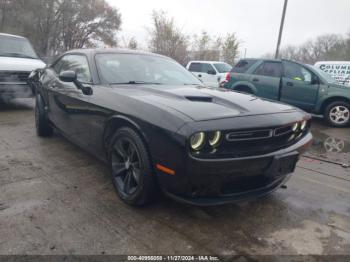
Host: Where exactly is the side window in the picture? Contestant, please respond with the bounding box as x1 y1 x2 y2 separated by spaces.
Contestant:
283 61 312 83
201 63 215 73
254 62 282 78
188 63 201 72
232 60 257 73
58 55 92 83
52 58 64 74
188 63 215 73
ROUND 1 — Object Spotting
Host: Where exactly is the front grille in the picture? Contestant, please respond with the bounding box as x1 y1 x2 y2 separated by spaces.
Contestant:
194 122 309 159
226 129 272 141
0 71 30 83
223 124 306 157
274 125 293 136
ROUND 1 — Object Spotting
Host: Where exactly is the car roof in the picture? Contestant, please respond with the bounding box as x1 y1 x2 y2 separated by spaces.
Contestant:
65 48 169 59
0 32 26 39
315 61 350 64
237 58 310 66
238 58 281 62
188 61 227 64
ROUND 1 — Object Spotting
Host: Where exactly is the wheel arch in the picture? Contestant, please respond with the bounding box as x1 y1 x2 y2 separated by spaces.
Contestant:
319 96 350 114
103 115 150 156
231 81 257 94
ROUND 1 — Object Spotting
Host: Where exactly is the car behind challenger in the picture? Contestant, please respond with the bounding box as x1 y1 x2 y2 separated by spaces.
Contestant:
0 33 45 101
31 49 312 206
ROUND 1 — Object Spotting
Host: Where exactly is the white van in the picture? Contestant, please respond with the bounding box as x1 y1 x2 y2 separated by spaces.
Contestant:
314 61 350 86
0 33 46 100
186 61 232 87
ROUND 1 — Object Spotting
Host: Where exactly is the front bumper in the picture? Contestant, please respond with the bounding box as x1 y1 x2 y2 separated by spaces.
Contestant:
160 132 312 206
0 83 34 99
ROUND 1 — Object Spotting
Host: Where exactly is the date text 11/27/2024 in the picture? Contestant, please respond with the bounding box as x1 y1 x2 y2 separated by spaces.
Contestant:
127 256 220 261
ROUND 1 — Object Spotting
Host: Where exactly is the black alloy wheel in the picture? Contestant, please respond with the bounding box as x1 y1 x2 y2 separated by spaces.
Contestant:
109 127 156 206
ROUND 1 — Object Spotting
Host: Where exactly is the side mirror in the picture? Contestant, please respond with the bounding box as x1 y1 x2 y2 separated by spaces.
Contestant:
311 75 319 85
207 69 216 75
59 70 93 95
59 70 77 82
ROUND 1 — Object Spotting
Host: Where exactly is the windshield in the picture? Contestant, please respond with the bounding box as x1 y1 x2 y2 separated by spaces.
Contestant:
0 35 38 59
95 53 202 86
310 65 337 83
213 63 232 73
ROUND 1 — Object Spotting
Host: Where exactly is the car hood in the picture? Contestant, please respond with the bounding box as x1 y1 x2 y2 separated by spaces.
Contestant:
0 57 46 71
109 84 298 121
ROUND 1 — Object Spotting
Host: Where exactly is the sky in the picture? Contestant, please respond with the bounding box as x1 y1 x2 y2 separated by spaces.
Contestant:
107 0 350 58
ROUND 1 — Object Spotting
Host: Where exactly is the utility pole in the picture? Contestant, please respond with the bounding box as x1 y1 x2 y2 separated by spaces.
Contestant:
275 0 288 59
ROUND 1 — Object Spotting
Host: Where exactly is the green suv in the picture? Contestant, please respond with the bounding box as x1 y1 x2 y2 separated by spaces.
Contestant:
223 59 350 127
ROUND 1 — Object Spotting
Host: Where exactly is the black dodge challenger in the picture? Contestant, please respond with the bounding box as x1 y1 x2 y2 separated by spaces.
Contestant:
31 49 312 206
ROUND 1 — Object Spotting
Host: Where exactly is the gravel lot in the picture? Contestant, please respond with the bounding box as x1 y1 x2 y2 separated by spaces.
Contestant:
0 98 349 256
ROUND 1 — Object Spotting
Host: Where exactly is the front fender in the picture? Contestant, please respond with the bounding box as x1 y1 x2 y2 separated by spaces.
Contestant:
315 91 350 113
103 114 149 146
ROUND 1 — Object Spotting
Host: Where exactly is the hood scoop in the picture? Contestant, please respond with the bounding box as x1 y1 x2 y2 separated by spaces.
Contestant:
185 96 213 102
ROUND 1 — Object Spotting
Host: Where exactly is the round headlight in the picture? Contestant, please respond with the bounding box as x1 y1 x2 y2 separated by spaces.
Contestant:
300 120 307 130
208 131 221 147
292 122 299 132
190 132 205 150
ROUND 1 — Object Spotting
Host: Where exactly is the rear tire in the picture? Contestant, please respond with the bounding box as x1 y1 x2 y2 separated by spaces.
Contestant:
324 101 350 127
108 127 157 206
35 95 53 137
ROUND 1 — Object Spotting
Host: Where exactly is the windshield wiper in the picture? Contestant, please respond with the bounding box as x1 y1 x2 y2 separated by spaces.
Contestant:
0 52 37 59
110 81 162 85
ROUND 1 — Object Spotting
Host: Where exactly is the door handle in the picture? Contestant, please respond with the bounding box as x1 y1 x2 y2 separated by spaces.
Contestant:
198 74 202 78
286 82 293 87
252 78 259 82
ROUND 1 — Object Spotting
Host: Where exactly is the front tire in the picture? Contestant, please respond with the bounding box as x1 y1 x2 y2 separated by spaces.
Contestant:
324 101 350 127
35 95 53 137
108 127 157 206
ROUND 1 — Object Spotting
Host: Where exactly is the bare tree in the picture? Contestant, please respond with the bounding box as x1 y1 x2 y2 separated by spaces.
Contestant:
221 33 240 65
266 33 350 64
58 0 121 51
191 31 220 61
0 0 121 56
148 10 189 65
127 37 138 50
0 0 12 31
345 31 350 59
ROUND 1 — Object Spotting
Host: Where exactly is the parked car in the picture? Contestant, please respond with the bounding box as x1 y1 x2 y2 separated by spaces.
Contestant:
223 58 350 127
0 33 46 101
314 61 350 86
186 61 232 87
31 49 312 206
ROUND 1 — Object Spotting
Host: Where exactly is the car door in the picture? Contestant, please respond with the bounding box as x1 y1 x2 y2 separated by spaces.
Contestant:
46 54 93 147
250 61 282 100
188 62 202 80
280 61 319 111
188 62 218 87
200 63 218 87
